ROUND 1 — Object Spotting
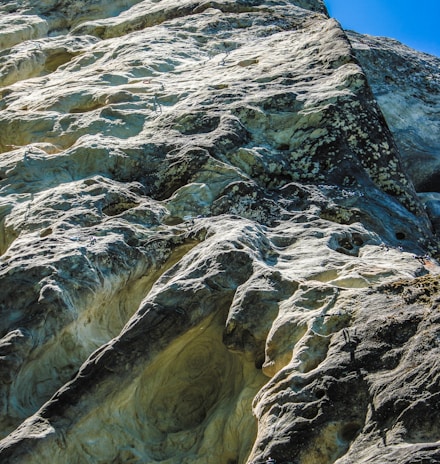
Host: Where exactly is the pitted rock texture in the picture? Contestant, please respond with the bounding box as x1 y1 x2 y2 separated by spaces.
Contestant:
0 1 439 463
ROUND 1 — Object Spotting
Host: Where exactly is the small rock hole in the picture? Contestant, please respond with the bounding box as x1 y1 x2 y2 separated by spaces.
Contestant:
395 232 406 240
352 233 364 246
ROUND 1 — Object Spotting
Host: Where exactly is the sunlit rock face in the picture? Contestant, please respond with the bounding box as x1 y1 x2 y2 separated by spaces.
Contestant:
0 1 439 463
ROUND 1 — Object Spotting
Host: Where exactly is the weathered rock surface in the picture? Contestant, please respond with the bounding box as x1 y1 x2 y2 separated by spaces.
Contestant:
347 31 440 237
348 31 440 194
0 0 439 463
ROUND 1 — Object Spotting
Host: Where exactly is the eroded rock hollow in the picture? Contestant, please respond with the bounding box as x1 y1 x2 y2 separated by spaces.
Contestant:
0 0 439 463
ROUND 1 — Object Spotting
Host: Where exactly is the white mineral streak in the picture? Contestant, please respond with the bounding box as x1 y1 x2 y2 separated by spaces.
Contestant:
0 1 439 463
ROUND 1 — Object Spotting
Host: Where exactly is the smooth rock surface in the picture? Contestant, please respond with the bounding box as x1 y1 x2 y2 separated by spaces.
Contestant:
0 1 439 463
348 31 440 194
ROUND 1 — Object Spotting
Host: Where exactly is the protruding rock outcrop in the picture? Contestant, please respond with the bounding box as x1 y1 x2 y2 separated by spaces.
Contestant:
0 1 439 463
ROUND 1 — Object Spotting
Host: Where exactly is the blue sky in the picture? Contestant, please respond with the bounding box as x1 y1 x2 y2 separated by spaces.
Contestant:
323 0 440 57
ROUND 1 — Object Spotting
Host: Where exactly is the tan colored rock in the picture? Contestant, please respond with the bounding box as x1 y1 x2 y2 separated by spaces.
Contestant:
0 15 48 51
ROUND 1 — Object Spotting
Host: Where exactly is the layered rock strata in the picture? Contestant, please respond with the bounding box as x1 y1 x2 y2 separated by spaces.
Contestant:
0 0 439 463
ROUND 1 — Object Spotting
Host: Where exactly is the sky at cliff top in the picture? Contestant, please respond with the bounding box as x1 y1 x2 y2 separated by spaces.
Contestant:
324 0 440 57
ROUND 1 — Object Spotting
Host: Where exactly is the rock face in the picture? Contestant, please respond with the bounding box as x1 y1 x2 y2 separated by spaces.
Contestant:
0 1 439 463
348 31 440 194
348 31 440 236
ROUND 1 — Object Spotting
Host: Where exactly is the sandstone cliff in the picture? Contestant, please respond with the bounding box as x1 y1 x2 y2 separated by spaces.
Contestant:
0 1 439 463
